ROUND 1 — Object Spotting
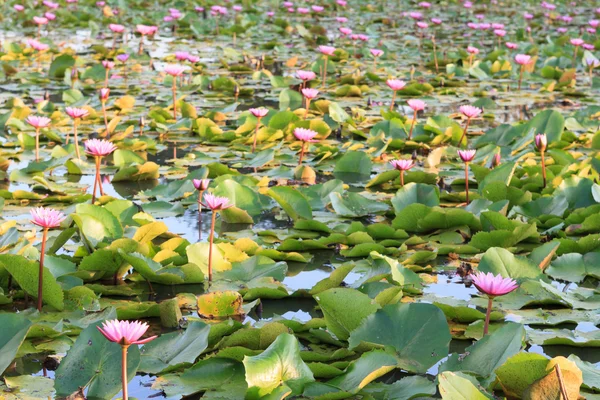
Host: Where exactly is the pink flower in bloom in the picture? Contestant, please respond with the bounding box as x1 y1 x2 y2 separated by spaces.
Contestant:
116 53 129 63
431 18 442 25
339 27 352 35
137 24 158 36
492 23 505 29
505 42 518 50
30 207 66 229
164 64 186 76
102 61 115 70
458 149 476 162
99 88 110 101
493 29 506 37
28 39 49 51
358 34 368 41
584 56 600 68
337 0 347 6
460 105 482 118
311 5 324 12
294 127 319 142
417 21 428 29
42 0 59 9
109 24 125 33
409 11 422 20
318 45 336 55
590 20 600 28
33 16 49 25
26 115 51 129
418 1 431 8
479 23 491 30
297 70 316 81
467 22 479 30
515 54 532 65
570 38 584 46
370 49 384 57
471 272 518 298
557 27 567 33
203 193 233 211
96 1 105 6
390 159 414 171
98 320 157 346
302 88 319 99
464 1 473 8
187 55 200 63
283 1 293 7
233 5 242 11
297 7 309 14
14 5 25 11
524 12 533 20
336 17 348 23
193 179 210 190
583 44 595 51
249 108 268 118
561 15 572 23
386 79 406 91
535 133 547 151
65 107 89 119
267 11 274 17
44 12 56 20
467 46 480 55
407 99 426 111
174 51 190 61
85 139 117 157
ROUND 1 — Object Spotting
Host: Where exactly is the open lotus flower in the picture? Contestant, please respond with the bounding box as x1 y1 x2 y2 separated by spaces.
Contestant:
407 99 425 139
249 108 268 152
85 139 117 202
386 79 406 111
164 65 186 119
65 107 88 160
458 149 476 204
293 128 318 166
30 207 66 312
390 159 414 186
297 70 316 82
26 115 51 161
470 272 518 335
515 54 532 90
98 320 157 400
458 105 481 146
202 193 233 282
317 46 335 87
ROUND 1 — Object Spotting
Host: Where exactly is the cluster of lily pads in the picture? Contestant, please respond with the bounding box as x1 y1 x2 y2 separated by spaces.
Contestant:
0 0 599 399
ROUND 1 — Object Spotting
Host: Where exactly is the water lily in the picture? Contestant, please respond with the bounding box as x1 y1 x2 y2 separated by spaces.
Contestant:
202 193 233 282
458 149 476 204
515 54 532 90
249 108 268 152
390 159 414 186
370 48 383 69
164 64 186 119
470 272 518 335
293 128 318 166
26 115 51 161
386 79 406 111
102 60 115 87
317 45 336 88
301 88 319 118
30 207 66 311
85 139 117 202
98 320 157 400
407 99 425 139
458 105 482 146
65 107 89 160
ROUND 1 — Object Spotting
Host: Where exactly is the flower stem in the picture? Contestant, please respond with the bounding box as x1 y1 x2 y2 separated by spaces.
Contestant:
304 99 311 119
35 128 40 162
322 56 328 88
172 79 177 120
37 228 48 312
400 170 404 187
541 150 547 188
408 111 417 139
92 156 101 203
518 66 523 91
197 190 204 241
74 119 81 160
298 142 306 166
465 163 470 204
432 35 439 73
459 117 471 147
102 101 109 137
484 297 493 335
121 345 129 400
252 118 260 153
104 69 109 88
208 211 217 282
555 364 570 400
390 90 396 111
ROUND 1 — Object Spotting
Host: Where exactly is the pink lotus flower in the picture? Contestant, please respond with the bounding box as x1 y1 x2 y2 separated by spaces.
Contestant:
492 153 501 167
283 1 293 6
164 64 186 76
357 34 368 41
386 79 406 91
28 39 49 51
175 51 190 61
267 11 275 17
26 115 51 129
458 149 476 162
137 24 158 36
590 20 600 28
187 55 200 63
583 44 595 51
318 45 336 55
492 23 505 29
65 107 89 119
312 5 324 12
98 319 157 346
505 42 518 50
515 54 532 65
193 179 210 191
14 4 25 12
116 53 129 63
419 1 431 8
570 38 584 46
44 12 56 20
370 49 384 57
249 108 268 118
233 5 242 11
109 24 125 33
339 27 352 35
42 0 59 9
471 272 518 298
85 139 117 157
459 105 482 118
30 207 66 229
203 193 233 211
431 18 442 24
466 46 479 55
557 27 567 34
102 60 115 69
33 16 49 25
535 133 547 151
416 21 428 29
493 29 506 37
409 11 422 20
294 127 318 142
301 88 319 99
297 70 316 81
297 7 309 14
99 88 110 101
390 159 414 171
336 17 348 23
336 0 347 5
407 99 426 111
524 12 533 19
